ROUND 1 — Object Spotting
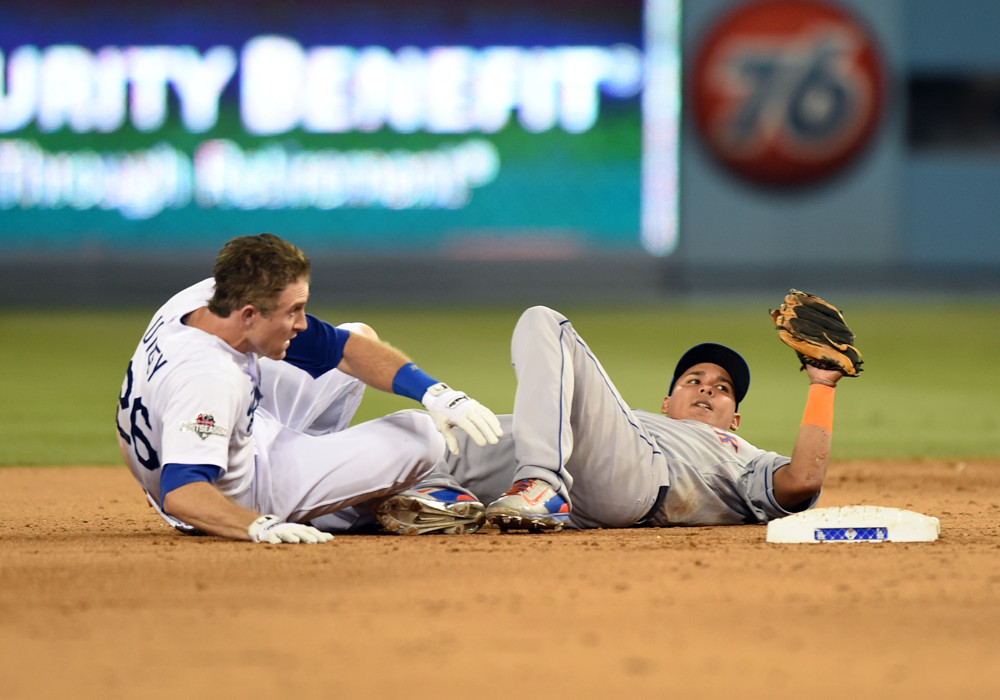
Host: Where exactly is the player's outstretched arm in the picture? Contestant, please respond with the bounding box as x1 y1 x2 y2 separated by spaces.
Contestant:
337 330 503 454
771 365 843 511
162 481 332 543
336 331 412 392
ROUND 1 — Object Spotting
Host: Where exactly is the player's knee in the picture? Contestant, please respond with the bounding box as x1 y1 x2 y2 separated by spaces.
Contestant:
519 305 559 322
415 412 447 459
337 321 378 341
404 413 447 481
515 305 565 337
390 409 447 461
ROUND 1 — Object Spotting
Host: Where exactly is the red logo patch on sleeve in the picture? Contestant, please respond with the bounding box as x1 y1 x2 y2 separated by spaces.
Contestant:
179 412 230 440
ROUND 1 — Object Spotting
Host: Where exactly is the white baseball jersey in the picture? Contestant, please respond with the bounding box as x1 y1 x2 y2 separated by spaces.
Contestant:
116 278 444 533
116 278 258 510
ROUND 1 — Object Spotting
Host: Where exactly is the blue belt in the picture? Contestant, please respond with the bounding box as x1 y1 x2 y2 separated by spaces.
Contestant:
636 485 669 526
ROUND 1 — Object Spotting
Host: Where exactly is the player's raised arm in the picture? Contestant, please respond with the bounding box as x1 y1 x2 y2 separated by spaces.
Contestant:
772 365 843 510
769 290 863 511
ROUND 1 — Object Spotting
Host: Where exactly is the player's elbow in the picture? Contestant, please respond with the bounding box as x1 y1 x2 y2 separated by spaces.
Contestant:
161 486 188 519
774 465 825 511
160 480 211 522
790 480 823 505
794 468 825 496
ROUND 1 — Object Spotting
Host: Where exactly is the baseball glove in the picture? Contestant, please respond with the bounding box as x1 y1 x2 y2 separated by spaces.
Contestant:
770 289 863 376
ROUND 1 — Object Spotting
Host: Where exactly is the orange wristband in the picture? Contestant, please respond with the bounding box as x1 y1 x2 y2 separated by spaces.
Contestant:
801 383 835 433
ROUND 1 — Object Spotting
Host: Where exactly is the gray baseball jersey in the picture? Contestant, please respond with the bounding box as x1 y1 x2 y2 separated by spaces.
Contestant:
425 306 814 529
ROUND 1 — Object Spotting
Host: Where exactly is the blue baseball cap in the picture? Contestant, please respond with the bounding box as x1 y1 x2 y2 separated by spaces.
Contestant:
670 343 750 407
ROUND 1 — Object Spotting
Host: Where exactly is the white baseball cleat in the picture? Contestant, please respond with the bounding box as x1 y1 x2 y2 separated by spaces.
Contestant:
485 478 571 533
374 487 486 535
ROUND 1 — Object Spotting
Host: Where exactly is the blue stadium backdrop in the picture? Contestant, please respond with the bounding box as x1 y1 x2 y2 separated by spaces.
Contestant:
0 0 680 257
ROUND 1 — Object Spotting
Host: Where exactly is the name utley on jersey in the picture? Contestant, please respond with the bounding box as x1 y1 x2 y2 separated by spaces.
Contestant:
116 279 258 510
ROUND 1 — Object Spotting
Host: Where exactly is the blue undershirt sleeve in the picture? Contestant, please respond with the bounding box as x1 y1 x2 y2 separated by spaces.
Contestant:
160 463 222 508
160 463 224 508
283 314 350 378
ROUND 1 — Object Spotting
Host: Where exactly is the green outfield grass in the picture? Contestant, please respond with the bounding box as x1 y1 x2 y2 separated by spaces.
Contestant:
2 301 997 465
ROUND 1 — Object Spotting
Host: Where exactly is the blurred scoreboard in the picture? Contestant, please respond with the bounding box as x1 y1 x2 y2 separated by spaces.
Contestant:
0 0 678 256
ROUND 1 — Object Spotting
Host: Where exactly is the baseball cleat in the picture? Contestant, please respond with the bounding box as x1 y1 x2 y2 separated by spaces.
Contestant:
374 487 486 535
485 478 570 533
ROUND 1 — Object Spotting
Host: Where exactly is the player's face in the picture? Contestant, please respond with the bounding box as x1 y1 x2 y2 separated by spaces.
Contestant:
248 279 310 360
662 362 741 431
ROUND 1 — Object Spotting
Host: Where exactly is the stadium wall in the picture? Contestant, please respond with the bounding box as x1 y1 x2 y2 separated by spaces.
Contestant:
1 0 999 307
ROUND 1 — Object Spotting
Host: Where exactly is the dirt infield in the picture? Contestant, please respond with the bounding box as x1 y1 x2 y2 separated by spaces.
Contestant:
2 460 999 699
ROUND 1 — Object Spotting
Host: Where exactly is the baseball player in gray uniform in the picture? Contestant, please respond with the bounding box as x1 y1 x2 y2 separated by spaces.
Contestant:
116 233 502 543
384 305 846 533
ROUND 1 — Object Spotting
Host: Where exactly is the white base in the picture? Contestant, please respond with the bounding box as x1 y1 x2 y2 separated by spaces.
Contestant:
766 505 940 543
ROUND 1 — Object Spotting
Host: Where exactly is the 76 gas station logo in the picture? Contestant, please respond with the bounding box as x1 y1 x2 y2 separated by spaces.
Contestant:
690 0 885 186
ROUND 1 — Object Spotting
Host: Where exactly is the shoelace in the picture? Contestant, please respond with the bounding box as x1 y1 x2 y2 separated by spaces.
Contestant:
504 479 536 496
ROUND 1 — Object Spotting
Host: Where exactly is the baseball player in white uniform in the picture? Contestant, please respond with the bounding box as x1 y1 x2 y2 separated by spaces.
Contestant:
393 305 847 532
116 233 502 543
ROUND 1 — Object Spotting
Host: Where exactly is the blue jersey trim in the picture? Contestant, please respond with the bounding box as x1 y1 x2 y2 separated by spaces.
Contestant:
284 314 350 378
160 463 224 507
392 363 439 401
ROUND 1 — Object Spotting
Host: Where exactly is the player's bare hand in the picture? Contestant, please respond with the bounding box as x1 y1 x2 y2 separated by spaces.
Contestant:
248 515 334 544
805 364 844 387
421 383 503 455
